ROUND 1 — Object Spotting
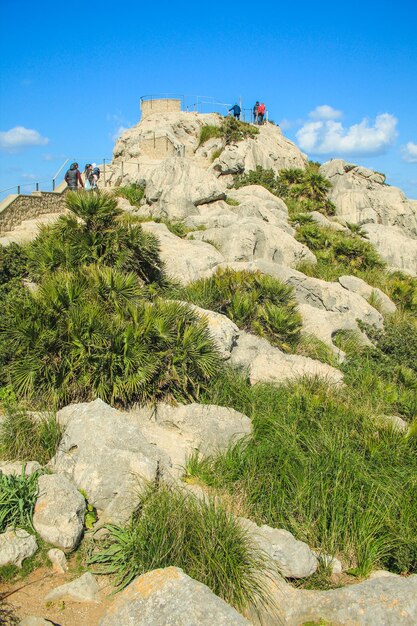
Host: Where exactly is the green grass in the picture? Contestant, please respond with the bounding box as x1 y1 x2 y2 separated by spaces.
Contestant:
113 183 145 207
0 467 42 532
186 369 417 578
89 483 273 612
0 408 62 464
179 268 302 351
225 196 240 206
0 538 49 585
211 147 224 162
198 124 221 147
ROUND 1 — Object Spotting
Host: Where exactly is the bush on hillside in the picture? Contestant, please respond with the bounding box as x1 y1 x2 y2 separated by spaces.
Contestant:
89 483 272 611
0 243 29 285
113 183 145 207
198 117 259 149
0 408 62 465
181 269 302 351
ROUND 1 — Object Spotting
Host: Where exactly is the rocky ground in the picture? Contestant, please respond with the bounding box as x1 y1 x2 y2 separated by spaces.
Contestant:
0 110 416 625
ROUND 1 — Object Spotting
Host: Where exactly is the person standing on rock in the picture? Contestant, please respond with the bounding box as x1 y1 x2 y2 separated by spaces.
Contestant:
253 101 259 124
65 163 84 190
257 102 266 125
228 103 241 120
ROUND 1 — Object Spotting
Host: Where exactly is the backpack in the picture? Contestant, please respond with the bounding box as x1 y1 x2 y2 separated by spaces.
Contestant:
92 167 100 179
258 103 265 115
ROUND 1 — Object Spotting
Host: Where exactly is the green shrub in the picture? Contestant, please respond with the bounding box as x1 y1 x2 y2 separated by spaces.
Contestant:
1 268 221 407
89 483 272 611
211 147 224 162
225 197 240 206
0 467 41 532
192 373 417 576
198 124 221 147
181 269 302 351
113 183 145 207
220 117 259 145
0 243 29 285
0 408 62 464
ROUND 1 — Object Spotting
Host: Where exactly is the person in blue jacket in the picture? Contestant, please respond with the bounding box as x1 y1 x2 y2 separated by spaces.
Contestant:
228 103 241 120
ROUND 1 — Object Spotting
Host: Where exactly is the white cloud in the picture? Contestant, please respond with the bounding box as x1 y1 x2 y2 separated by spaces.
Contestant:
401 142 417 163
0 126 49 152
309 105 343 121
296 113 398 157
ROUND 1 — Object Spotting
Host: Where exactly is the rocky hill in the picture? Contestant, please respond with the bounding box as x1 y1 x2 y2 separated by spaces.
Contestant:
0 108 416 626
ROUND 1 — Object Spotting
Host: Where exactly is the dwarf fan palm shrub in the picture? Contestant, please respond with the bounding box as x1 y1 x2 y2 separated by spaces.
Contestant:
0 467 42 532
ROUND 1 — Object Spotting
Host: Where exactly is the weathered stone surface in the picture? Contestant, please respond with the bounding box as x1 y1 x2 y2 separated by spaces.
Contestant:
19 618 54 626
145 157 226 220
212 122 307 176
49 398 170 524
368 569 401 579
320 159 417 237
45 572 100 604
0 529 37 567
184 201 238 230
188 219 315 269
141 221 223 285
131 403 251 475
309 210 347 231
0 461 42 476
227 185 294 234
47 548 68 574
187 303 239 359
230 332 343 386
240 518 317 579
362 223 417 275
264 574 417 625
98 567 250 625
33 474 85 551
338 274 396 314
377 414 409 433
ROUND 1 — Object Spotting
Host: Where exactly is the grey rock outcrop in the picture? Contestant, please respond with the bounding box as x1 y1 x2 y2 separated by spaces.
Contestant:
320 159 417 237
240 518 318 579
187 304 239 359
98 567 250 626
142 221 224 285
49 398 170 524
362 223 417 275
33 474 85 551
19 618 54 626
188 220 316 268
230 332 343 386
0 529 37 567
131 403 251 475
338 274 396 314
0 461 42 476
47 548 68 573
45 572 100 603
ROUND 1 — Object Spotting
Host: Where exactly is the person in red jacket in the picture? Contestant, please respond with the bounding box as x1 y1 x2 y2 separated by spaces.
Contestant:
257 103 266 125
65 162 84 190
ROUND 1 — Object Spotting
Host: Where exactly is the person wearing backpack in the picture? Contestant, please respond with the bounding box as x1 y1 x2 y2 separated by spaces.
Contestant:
65 163 84 190
253 101 260 124
228 103 241 120
91 163 100 188
257 103 266 125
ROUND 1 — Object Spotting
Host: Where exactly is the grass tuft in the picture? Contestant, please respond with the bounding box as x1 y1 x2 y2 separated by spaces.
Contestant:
0 408 62 465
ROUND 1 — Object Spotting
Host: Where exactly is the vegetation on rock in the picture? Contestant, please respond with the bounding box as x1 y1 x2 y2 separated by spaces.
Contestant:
0 408 62 465
198 117 259 148
113 183 145 207
0 467 41 533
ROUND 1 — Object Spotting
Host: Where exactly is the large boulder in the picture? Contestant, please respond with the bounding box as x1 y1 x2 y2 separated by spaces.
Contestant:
98 567 250 625
49 398 170 524
187 304 239 360
130 403 252 475
212 123 307 176
188 219 316 268
240 518 318 579
362 223 417 275
45 572 100 604
0 461 42 476
227 185 294 235
33 474 86 551
320 159 417 238
141 221 223 285
229 332 344 386
338 274 396 315
0 529 37 567
144 157 226 220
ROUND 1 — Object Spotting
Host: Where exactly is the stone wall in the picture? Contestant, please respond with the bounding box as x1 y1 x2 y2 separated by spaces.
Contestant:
138 135 182 159
0 189 68 234
141 98 181 119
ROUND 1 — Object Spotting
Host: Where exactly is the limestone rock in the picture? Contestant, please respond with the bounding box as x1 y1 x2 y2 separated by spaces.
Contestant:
187 304 239 359
0 461 42 476
240 518 317 579
0 529 37 567
49 398 170 524
19 618 54 626
47 548 68 574
188 219 316 269
145 157 226 220
33 474 85 551
212 122 307 176
131 403 251 475
320 159 417 237
229 332 343 386
368 569 401 579
338 274 396 314
227 185 294 234
141 221 223 285
45 572 100 604
98 567 250 625
184 201 238 230
362 223 417 275
377 414 409 433
309 210 347 231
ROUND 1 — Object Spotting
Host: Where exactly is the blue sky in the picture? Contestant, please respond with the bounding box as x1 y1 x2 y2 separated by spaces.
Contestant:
1 0 416 198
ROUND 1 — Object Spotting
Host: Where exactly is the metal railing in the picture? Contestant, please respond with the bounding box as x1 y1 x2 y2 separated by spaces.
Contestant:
0 158 70 201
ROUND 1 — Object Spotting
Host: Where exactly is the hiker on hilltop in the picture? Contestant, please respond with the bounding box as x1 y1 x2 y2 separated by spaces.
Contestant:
84 164 93 190
65 162 84 190
257 102 266 125
253 101 259 124
228 103 241 120
91 163 100 189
